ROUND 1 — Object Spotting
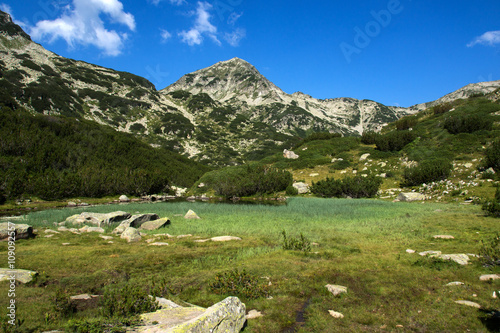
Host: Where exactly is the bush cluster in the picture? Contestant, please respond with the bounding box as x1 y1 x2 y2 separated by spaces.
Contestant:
198 164 292 198
375 130 416 152
482 188 500 218
281 230 311 252
401 158 452 187
100 284 159 319
311 176 382 198
484 140 500 173
443 114 493 134
0 107 209 200
360 131 378 145
209 269 269 299
395 116 418 131
478 232 500 267
432 103 453 115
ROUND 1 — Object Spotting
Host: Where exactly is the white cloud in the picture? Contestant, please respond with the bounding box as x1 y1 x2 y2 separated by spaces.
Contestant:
0 3 12 16
224 28 245 47
29 0 135 56
161 29 172 42
179 1 220 46
467 30 500 47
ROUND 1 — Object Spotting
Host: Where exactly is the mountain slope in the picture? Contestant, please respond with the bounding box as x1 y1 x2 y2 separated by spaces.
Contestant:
162 57 415 136
1 9 497 167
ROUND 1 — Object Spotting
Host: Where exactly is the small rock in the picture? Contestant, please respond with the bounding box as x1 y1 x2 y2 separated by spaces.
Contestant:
328 310 344 319
67 202 77 207
148 242 169 246
309 173 319 177
398 192 426 202
100 235 113 240
119 195 130 202
480 274 500 281
446 282 465 286
406 249 415 254
325 284 347 296
419 250 442 256
360 153 370 161
45 234 54 238
455 300 481 309
184 210 200 219
437 254 469 265
86 227 105 233
177 234 193 239
211 236 242 242
246 310 263 319
433 235 455 240
44 229 60 234
194 239 211 243
0 268 38 284
62 243 70 246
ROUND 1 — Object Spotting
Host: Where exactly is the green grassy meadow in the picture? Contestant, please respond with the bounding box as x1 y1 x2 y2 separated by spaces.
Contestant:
1 198 499 332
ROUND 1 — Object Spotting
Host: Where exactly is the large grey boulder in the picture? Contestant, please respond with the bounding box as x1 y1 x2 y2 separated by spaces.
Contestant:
65 211 131 226
0 268 38 284
135 297 246 333
293 182 310 194
397 192 426 202
283 149 299 159
120 227 142 243
0 223 34 240
139 218 170 231
113 214 160 234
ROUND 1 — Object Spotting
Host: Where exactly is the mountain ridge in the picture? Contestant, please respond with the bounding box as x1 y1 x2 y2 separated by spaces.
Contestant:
1 9 499 166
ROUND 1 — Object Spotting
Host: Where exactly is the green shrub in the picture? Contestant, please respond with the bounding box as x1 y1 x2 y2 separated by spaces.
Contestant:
65 317 135 333
198 164 292 198
484 140 500 173
395 116 418 131
209 269 269 299
311 176 382 198
443 114 493 134
286 185 298 195
478 233 500 267
375 130 416 152
281 230 311 252
432 103 453 115
100 284 159 319
329 159 351 170
294 132 342 149
482 188 500 218
52 289 76 318
361 131 379 145
401 158 452 186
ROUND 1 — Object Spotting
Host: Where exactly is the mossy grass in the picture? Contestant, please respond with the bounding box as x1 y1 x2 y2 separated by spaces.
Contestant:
1 198 499 332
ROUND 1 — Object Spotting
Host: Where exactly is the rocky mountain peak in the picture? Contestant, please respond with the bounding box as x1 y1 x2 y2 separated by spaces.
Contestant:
0 10 31 40
163 57 285 104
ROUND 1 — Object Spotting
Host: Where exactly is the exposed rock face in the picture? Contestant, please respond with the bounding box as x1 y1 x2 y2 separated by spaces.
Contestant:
211 236 242 242
0 223 34 240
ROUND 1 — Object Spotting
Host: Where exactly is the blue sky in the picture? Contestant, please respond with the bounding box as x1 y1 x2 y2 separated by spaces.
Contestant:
2 0 500 107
